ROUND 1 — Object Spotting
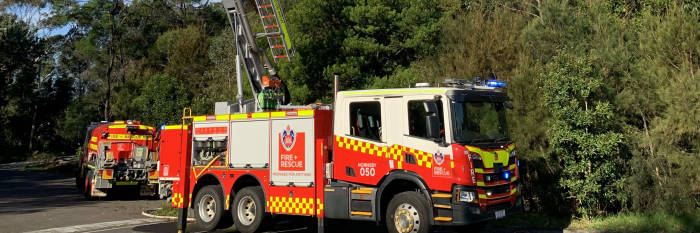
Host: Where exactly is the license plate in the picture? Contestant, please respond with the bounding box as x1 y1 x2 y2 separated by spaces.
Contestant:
495 210 506 219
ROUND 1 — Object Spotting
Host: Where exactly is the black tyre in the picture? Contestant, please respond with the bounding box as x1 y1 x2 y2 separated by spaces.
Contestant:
233 186 269 233
75 169 84 192
83 170 94 200
385 191 431 233
193 185 226 231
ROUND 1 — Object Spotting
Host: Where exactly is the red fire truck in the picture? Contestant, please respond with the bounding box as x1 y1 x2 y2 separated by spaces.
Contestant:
159 1 521 232
76 120 160 198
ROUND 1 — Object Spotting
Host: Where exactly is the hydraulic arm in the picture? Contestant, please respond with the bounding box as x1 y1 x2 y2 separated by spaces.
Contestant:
222 0 293 111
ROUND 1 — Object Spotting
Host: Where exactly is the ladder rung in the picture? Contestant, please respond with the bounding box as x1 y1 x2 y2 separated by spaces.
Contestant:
275 55 288 59
265 24 279 29
262 14 275 19
271 45 285 48
259 4 272 8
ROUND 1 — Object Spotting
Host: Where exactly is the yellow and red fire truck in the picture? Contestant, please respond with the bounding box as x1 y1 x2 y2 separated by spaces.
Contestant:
158 1 521 232
76 120 159 198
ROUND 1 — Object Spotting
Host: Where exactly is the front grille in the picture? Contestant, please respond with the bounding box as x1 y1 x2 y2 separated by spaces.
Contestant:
483 184 510 195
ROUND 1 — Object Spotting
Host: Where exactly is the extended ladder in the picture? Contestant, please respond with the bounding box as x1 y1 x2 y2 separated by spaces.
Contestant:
255 0 294 61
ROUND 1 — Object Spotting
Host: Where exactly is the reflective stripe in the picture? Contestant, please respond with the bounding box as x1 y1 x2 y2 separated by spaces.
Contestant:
89 144 98 150
335 135 440 169
106 134 152 140
193 116 207 122
268 196 320 215
230 113 248 120
341 89 445 95
90 137 97 142
298 110 313 116
251 112 270 118
108 124 154 130
164 125 188 130
216 115 229 121
465 144 515 169
271 111 286 118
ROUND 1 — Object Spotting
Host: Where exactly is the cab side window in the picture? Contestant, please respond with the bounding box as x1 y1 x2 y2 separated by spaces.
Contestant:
408 100 444 139
349 101 382 141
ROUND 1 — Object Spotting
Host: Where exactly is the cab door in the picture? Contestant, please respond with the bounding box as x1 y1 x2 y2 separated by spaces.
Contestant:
401 95 454 189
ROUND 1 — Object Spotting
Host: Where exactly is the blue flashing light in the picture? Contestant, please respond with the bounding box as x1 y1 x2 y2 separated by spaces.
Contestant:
160 124 166 130
502 171 511 180
486 80 506 87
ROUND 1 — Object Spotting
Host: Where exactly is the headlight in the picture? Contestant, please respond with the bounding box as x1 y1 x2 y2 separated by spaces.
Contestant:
459 190 477 203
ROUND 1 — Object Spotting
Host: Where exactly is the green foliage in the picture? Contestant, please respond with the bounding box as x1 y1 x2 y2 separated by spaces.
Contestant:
541 54 626 217
133 73 190 125
282 0 445 102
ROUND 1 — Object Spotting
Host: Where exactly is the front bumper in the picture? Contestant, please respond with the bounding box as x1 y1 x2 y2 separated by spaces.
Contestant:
433 185 522 226
446 197 522 225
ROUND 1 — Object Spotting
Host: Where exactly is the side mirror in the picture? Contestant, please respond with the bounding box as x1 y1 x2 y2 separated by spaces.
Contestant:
425 115 441 139
423 100 438 114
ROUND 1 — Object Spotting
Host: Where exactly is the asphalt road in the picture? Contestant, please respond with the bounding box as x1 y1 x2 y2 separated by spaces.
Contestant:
0 169 170 233
0 169 564 233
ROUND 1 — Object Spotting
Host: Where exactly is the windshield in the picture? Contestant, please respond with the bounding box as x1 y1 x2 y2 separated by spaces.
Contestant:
451 101 509 144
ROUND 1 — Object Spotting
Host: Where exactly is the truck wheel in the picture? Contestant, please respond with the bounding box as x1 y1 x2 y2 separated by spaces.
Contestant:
386 191 431 233
75 170 84 192
194 185 225 231
83 170 93 200
233 186 268 233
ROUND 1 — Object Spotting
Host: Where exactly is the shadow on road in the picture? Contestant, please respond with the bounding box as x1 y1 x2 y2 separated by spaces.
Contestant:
0 169 158 215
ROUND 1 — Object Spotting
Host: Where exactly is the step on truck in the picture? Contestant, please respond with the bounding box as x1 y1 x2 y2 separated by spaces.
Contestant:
76 120 160 198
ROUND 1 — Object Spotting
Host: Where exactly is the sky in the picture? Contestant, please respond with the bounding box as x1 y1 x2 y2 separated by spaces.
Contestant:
2 3 69 38
3 0 221 38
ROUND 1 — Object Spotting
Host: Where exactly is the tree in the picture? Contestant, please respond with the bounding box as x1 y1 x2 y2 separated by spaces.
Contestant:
134 73 190 125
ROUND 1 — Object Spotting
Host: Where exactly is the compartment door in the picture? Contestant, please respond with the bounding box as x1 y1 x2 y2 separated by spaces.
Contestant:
270 117 315 186
229 119 270 168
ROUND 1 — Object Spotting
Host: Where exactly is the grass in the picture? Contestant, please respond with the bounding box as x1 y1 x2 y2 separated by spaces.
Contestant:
491 211 699 233
569 211 700 233
152 201 179 217
489 212 572 229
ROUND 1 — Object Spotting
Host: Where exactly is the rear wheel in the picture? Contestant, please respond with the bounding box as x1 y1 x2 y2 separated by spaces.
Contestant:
194 185 225 231
233 186 268 233
386 191 430 233
83 170 94 199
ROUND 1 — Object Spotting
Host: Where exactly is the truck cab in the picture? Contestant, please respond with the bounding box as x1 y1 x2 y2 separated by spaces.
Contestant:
330 81 521 230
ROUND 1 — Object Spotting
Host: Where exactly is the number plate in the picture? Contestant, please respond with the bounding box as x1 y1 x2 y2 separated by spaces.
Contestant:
495 210 506 219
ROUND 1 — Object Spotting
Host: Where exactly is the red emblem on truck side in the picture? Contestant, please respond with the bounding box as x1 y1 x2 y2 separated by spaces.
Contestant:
433 152 444 165
281 125 296 151
279 125 305 171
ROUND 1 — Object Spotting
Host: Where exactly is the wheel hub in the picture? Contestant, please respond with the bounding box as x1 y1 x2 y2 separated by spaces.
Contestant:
198 194 216 222
237 196 257 225
393 203 420 233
